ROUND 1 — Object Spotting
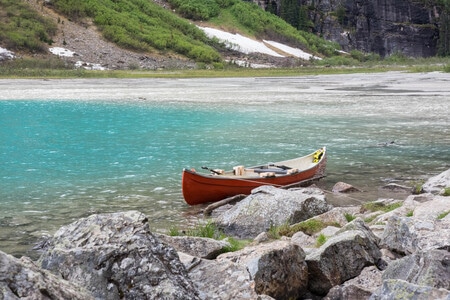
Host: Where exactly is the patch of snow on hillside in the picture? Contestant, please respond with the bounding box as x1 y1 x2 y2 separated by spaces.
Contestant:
200 27 283 57
49 47 76 57
263 40 321 60
199 26 319 60
0 47 15 60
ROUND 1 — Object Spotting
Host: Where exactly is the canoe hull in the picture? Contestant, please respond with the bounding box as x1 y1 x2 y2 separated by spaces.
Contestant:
182 148 326 205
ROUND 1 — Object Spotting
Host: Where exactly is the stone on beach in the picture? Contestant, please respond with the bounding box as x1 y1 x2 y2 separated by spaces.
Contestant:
214 185 332 239
37 211 199 300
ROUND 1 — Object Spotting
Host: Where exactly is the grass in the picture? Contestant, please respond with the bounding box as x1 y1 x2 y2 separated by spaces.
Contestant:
437 211 450 220
344 213 356 222
361 201 403 213
168 220 249 252
443 187 450 196
316 233 327 247
1 56 449 79
276 218 342 237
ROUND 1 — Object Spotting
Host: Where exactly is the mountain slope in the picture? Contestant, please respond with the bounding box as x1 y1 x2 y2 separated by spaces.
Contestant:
1 0 338 69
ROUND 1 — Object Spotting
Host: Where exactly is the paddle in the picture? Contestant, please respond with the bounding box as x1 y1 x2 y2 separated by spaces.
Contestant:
269 164 291 170
201 166 222 175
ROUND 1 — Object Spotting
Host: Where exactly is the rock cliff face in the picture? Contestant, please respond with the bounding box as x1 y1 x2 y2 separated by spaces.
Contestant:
255 0 441 57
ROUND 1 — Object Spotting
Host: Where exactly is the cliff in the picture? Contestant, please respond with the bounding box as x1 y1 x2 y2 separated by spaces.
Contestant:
256 0 446 58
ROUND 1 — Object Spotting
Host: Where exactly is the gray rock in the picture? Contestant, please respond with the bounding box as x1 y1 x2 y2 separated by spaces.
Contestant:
178 252 273 300
382 249 450 290
369 279 450 300
422 169 450 195
38 211 199 300
324 266 383 300
0 250 93 300
291 231 316 249
306 226 382 296
214 185 332 239
380 215 450 255
156 234 230 259
413 196 450 220
218 240 308 299
332 181 362 193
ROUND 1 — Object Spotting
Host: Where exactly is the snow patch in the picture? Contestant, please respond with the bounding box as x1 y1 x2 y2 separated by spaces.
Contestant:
199 26 320 60
263 40 321 60
49 47 76 57
0 47 15 60
75 61 107 70
200 26 283 57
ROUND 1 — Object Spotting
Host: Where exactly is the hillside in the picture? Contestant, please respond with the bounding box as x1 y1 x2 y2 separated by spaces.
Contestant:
0 0 338 69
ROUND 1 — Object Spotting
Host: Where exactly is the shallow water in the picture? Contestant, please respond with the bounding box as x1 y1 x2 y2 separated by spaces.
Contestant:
1 72 449 258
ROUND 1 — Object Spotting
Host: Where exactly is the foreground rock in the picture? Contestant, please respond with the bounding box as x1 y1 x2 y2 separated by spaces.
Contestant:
37 211 199 300
214 185 332 239
306 219 382 296
0 250 93 299
218 240 309 299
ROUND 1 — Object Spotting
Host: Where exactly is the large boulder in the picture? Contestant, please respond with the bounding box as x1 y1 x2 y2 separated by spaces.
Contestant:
0 250 93 299
422 168 450 195
379 215 450 255
324 266 383 300
156 234 230 259
178 252 274 300
382 249 450 290
217 240 309 299
37 211 200 300
369 279 450 300
214 185 332 239
306 219 382 296
413 195 450 220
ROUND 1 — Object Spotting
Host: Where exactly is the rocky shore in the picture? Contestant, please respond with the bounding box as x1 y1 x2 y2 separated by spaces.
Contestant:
1 169 449 299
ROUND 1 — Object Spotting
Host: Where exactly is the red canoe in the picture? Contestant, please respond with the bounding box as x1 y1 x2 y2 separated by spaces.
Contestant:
181 147 327 205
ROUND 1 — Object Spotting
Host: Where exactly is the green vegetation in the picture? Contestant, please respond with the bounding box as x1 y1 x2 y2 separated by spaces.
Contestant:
278 218 341 236
361 201 403 213
443 187 450 196
406 210 414 217
438 211 450 220
50 0 221 63
0 0 57 52
169 220 249 252
1 0 450 77
316 233 327 247
344 213 356 222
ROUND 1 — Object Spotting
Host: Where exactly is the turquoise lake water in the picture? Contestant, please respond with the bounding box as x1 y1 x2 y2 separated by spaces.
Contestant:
1 73 449 257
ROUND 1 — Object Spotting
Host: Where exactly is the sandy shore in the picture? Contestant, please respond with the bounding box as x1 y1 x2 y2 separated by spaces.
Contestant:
1 72 449 102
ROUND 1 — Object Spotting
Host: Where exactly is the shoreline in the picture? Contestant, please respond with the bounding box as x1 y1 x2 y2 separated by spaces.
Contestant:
1 71 449 101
